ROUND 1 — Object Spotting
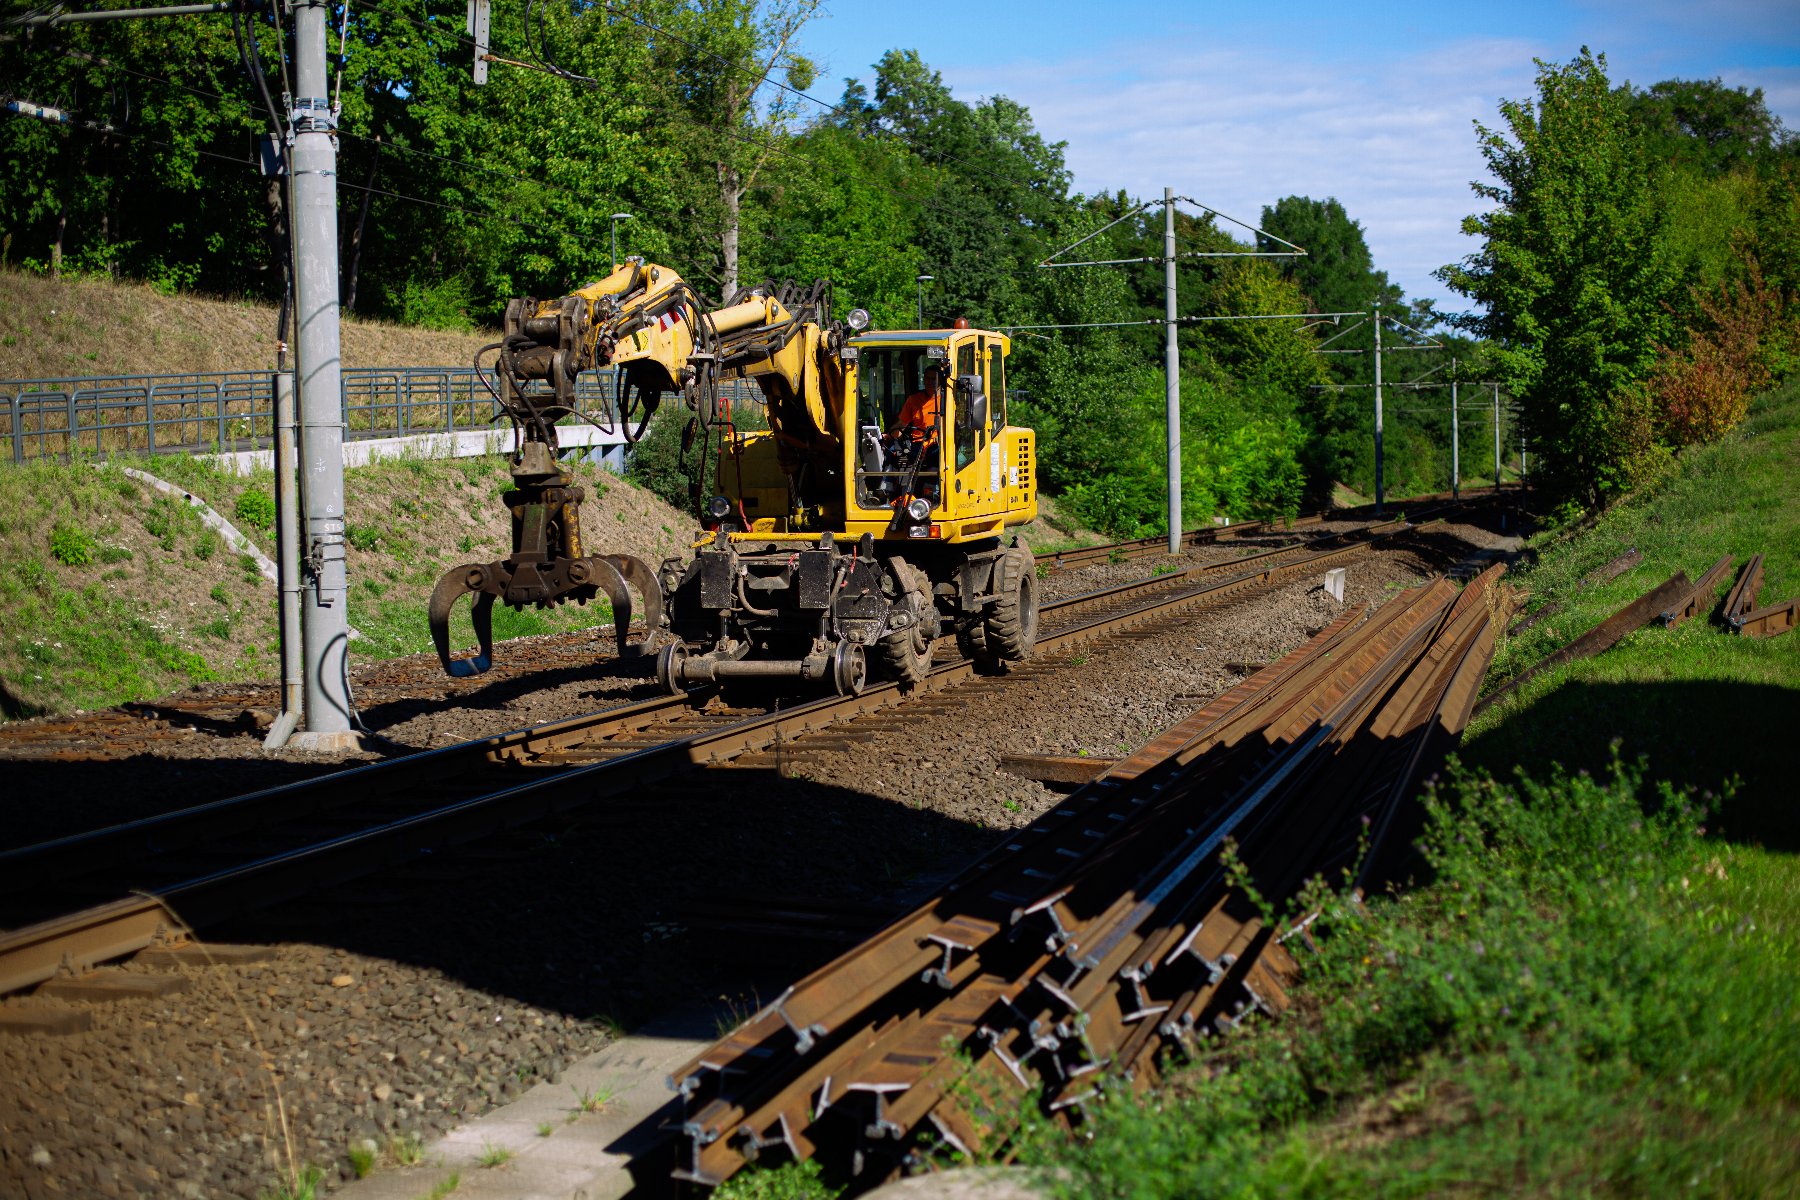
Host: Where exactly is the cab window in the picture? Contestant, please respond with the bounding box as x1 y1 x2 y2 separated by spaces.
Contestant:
987 342 1007 436
954 341 979 470
856 347 924 431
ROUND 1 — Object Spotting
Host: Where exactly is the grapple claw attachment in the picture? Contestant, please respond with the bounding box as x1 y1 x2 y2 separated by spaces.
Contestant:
598 553 662 656
430 563 497 677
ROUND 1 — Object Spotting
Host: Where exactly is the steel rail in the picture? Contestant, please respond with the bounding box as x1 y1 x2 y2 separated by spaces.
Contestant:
0 514 1434 996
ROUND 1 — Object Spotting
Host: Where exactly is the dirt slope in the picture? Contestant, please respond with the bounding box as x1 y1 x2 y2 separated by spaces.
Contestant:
0 267 494 379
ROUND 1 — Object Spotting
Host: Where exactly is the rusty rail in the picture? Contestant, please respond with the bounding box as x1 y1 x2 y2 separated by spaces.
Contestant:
0 516 1425 996
1479 570 1692 714
654 565 1509 1187
1719 553 1796 639
1659 555 1734 628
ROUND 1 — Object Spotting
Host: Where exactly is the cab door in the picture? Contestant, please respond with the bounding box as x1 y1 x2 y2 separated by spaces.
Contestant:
949 335 999 521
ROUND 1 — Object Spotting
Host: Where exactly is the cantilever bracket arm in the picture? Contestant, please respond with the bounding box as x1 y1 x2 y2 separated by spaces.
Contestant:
6 1 249 28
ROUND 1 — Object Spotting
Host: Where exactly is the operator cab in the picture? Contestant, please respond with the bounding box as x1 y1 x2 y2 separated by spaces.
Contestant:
849 327 1010 534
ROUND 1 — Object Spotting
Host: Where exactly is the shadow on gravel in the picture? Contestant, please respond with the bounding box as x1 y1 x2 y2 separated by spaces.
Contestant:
206 767 1001 1024
354 652 658 738
0 756 345 853
1461 679 1800 852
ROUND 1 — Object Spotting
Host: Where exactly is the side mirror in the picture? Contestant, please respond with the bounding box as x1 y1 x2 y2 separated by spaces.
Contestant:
957 374 987 428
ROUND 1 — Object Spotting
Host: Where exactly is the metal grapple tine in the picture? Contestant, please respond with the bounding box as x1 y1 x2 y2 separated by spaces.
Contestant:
585 556 635 657
600 554 662 656
429 563 496 677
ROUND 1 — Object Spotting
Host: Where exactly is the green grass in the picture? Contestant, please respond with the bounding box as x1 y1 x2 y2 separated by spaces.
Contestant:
475 1142 513 1168
0 450 661 714
1026 760 1800 1198
350 591 616 661
346 1140 377 1178
256 1165 323 1200
0 566 216 712
417 1171 460 1199
1467 376 1800 849
1003 380 1800 1198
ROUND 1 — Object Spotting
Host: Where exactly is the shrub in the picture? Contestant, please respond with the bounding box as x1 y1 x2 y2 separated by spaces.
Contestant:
50 525 97 566
234 488 276 531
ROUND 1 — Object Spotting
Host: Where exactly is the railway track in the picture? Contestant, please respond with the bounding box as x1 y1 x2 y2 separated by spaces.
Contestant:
657 561 1510 1187
0 510 1440 997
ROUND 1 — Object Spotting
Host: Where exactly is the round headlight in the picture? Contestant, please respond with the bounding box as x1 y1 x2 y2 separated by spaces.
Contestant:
905 497 931 522
846 307 871 331
707 495 732 520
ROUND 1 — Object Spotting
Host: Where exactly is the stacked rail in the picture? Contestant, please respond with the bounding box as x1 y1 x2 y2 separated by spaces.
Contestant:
661 564 1508 1187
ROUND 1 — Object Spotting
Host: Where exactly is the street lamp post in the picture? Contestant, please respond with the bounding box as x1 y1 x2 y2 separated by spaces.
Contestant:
916 274 933 328
610 212 633 272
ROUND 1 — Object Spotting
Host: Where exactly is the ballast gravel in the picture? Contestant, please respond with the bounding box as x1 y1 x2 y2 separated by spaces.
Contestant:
0 512 1517 1199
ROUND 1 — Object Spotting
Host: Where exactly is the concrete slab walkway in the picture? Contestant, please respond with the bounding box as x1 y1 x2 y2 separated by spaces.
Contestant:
331 1013 708 1200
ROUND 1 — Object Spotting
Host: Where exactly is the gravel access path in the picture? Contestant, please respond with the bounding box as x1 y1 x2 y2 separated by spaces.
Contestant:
0 510 1521 1199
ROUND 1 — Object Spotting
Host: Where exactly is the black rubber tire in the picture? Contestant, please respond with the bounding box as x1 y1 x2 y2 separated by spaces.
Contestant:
956 617 990 662
984 545 1038 664
876 561 936 684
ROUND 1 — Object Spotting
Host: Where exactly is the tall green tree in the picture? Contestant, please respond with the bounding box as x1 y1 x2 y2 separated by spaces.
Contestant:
649 0 821 298
1439 48 1682 507
1626 77 1789 175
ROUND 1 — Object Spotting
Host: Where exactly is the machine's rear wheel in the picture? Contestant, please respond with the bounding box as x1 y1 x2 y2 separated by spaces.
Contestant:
984 545 1038 665
831 640 868 696
876 561 937 684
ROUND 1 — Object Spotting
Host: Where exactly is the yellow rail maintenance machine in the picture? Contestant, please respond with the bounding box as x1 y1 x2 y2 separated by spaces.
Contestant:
429 259 1038 695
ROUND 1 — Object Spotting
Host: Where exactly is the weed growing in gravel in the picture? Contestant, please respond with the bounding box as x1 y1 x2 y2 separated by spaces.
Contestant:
476 1142 514 1168
1001 799 1022 813
418 1170 460 1199
570 1083 616 1115
256 1164 323 1200
589 1011 628 1039
388 1131 425 1166
1152 561 1182 576
346 1141 376 1178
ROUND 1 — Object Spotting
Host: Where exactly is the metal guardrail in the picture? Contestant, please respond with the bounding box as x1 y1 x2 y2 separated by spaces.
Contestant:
0 367 761 464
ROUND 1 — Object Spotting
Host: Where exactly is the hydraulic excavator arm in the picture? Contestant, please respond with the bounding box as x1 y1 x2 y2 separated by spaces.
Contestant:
426 260 702 677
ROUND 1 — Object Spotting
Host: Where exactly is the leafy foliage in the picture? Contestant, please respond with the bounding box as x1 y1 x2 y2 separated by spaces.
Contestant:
1440 51 1799 510
49 524 96 566
232 487 275 531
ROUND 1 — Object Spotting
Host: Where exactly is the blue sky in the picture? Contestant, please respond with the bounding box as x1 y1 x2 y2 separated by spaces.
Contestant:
793 0 1800 314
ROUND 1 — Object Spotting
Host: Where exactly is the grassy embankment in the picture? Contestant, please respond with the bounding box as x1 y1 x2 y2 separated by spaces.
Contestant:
0 442 1100 719
0 451 691 717
718 380 1800 1198
993 378 1800 1196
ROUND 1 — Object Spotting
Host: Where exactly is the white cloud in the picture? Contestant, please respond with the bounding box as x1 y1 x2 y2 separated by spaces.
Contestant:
943 37 1553 312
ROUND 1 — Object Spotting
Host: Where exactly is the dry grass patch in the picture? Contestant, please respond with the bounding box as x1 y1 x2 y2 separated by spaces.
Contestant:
0 266 494 379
